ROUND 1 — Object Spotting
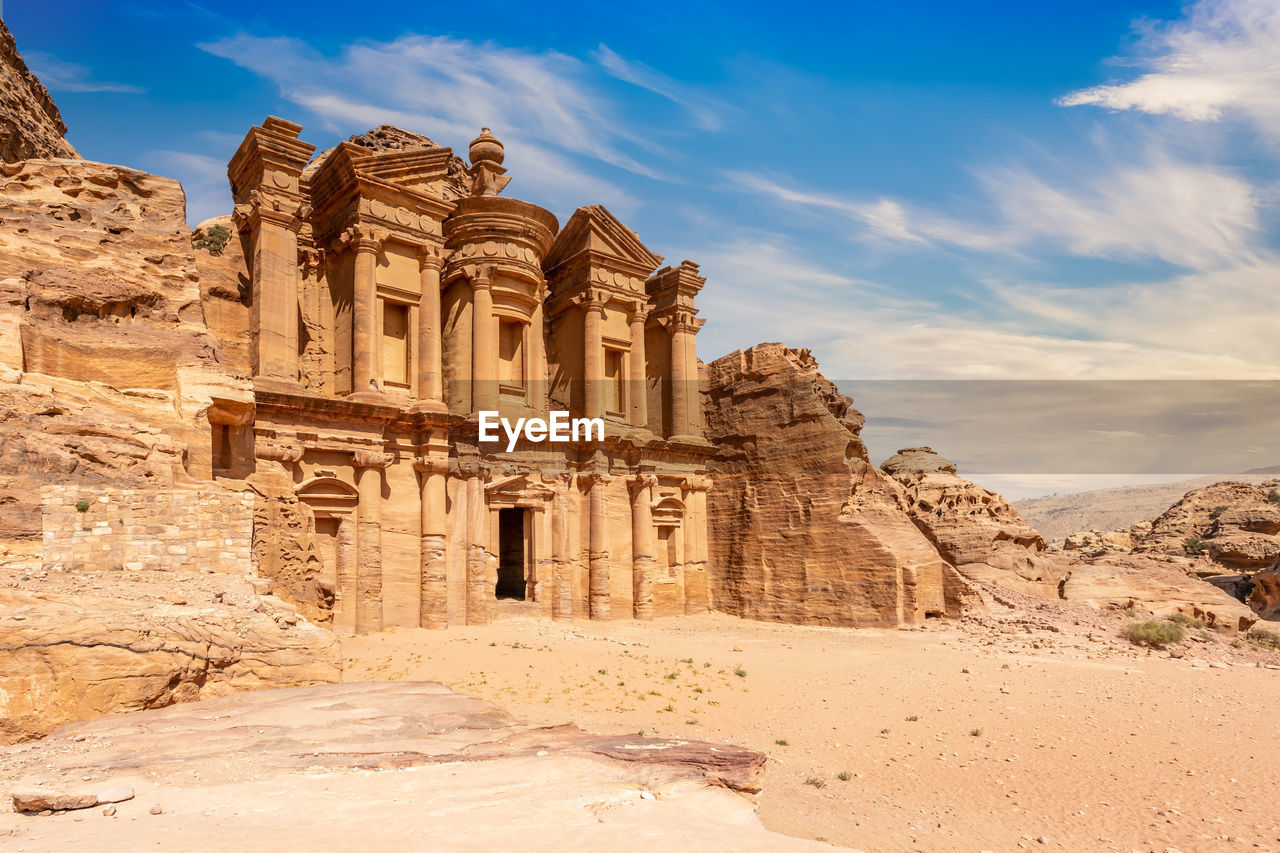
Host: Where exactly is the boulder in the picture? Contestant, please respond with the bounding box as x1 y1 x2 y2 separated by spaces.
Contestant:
703 344 969 627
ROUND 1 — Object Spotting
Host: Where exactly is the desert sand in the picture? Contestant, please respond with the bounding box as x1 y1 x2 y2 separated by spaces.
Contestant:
341 606 1280 852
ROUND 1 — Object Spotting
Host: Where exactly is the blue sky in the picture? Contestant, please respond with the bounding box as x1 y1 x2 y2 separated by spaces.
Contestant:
7 0 1280 492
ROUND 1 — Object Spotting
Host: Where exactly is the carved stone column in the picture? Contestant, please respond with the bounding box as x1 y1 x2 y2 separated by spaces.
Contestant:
471 267 498 412
629 473 657 620
352 449 391 633
234 199 303 389
413 448 450 629
549 472 573 621
334 514 357 634
414 250 447 412
682 473 711 614
527 291 547 410
458 458 492 624
627 303 648 430
582 293 605 421
351 229 383 398
584 470 613 620
669 315 692 439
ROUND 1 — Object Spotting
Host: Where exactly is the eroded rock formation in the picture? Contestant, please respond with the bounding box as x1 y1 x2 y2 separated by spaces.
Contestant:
0 20 78 163
703 344 969 627
882 446 1069 596
0 568 338 744
1136 481 1280 570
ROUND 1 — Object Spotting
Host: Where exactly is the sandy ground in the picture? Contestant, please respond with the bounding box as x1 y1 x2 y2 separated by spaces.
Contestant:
343 609 1280 853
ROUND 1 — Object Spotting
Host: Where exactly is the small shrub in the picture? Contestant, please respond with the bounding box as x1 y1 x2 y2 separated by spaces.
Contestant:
1209 505 1228 520
598 668 607 675
880 727 890 735
1248 626 1280 650
1268 490 1280 505
662 703 675 712
1122 619 1185 648
804 777 826 789
1184 536 1207 557
775 738 789 746
74 499 90 513
666 672 678 680
680 658 693 664
192 223 231 256
837 771 852 781
905 714 919 722
1168 613 1205 629
970 728 983 737
734 667 747 678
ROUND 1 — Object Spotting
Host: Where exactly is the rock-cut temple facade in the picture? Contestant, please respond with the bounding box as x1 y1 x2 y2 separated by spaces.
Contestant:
211 117 714 632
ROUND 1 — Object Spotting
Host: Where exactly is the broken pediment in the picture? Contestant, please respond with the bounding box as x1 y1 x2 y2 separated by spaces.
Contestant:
543 205 664 294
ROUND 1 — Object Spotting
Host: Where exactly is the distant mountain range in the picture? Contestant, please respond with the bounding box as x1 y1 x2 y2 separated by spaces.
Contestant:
1015 470 1280 541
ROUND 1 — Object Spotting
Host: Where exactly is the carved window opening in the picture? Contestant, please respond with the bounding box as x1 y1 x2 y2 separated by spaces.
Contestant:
604 347 625 416
496 507 527 600
499 320 525 394
381 301 410 387
212 424 233 475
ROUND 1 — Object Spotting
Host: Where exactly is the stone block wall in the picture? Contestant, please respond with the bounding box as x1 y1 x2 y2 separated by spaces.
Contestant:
41 485 253 572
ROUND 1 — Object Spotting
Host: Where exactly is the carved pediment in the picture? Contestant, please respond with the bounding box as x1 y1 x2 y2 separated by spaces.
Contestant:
486 473 556 503
543 205 664 284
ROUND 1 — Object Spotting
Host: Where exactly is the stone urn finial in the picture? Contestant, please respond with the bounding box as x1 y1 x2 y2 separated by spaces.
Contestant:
467 127 510 197
469 128 505 168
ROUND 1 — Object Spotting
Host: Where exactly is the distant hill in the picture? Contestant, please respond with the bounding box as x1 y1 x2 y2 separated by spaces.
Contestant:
1015 472 1280 541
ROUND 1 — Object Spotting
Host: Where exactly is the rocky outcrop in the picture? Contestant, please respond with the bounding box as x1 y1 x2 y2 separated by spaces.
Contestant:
1059 553 1257 632
0 158 250 536
1136 481 1280 570
703 344 969 627
0 682 818 850
1248 556 1280 621
881 447 1068 596
1062 523 1152 558
0 568 338 744
0 20 78 163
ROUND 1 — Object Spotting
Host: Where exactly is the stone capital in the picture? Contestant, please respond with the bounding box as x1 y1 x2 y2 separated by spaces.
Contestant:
412 455 451 476
682 474 712 492
341 223 386 255
455 456 489 480
417 246 446 272
255 439 303 464
351 449 393 470
581 470 614 489
628 472 659 496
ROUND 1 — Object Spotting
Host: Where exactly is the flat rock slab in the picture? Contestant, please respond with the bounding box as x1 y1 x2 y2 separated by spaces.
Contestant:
0 682 824 851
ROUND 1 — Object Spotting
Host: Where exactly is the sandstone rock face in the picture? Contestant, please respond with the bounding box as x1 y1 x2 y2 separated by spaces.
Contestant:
0 568 339 744
1059 553 1257 632
1136 481 1280 571
0 21 78 163
0 158 249 536
1062 523 1151 558
1248 556 1280 621
881 447 1068 596
0 682 820 851
704 344 969 627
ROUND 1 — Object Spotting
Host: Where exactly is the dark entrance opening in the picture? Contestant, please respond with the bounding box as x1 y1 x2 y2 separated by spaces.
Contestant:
496 507 526 600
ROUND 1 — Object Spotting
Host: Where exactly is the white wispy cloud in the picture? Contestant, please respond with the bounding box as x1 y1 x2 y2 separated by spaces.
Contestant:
1057 0 1280 139
592 44 727 131
198 32 660 202
24 51 143 94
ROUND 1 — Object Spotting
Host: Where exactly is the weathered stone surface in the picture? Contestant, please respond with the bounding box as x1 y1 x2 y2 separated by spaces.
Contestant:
0 158 250 535
1137 481 1280 570
704 344 969 627
1059 553 1257 632
10 784 132 813
1062 523 1151 558
0 576 339 744
0 682 819 850
0 20 78 163
882 446 1068 596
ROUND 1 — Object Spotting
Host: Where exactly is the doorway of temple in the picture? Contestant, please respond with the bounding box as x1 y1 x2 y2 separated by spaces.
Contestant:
496 508 527 600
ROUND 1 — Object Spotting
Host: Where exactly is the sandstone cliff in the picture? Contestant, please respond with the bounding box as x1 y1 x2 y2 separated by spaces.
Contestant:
1135 481 1280 570
0 565 339 744
703 344 970 627
0 158 249 536
881 446 1069 597
0 20 78 163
